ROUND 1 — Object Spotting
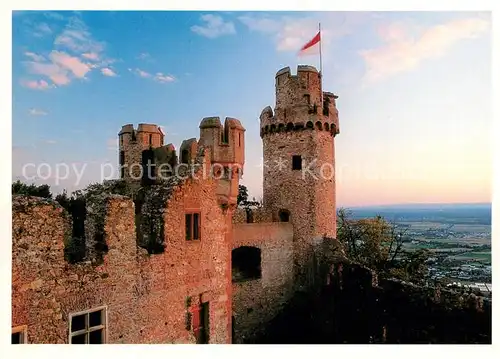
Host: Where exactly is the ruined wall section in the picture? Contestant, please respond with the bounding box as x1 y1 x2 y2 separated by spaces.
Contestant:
231 222 294 343
12 175 232 344
232 207 273 224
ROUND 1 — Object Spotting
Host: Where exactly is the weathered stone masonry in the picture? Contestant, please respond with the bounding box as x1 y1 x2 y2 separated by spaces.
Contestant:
12 65 344 344
12 116 246 344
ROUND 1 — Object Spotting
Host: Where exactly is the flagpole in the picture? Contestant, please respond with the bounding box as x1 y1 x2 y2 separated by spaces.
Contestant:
319 22 323 105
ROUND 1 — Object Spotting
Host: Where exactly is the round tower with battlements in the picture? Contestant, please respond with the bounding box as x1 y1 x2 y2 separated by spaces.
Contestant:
260 65 340 283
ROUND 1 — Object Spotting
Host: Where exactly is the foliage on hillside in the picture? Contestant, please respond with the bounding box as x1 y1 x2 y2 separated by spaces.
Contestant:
337 208 431 285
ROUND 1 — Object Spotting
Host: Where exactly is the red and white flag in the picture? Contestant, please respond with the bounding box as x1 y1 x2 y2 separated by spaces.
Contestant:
298 31 321 56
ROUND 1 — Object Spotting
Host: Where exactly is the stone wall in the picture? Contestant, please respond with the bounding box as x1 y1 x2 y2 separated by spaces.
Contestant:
257 259 492 344
232 207 272 224
231 222 294 343
12 177 232 344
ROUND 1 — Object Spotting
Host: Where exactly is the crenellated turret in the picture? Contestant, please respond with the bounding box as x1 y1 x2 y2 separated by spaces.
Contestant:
260 65 339 138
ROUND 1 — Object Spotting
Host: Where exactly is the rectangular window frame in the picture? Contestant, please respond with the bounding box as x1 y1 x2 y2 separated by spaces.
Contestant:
68 306 107 344
12 325 27 344
185 211 201 241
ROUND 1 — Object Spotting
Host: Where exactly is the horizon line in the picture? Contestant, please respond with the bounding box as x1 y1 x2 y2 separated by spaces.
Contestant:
340 201 492 209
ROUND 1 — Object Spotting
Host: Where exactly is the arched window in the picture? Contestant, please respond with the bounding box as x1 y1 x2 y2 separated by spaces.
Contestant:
278 209 290 222
315 121 322 130
286 123 294 132
232 246 261 282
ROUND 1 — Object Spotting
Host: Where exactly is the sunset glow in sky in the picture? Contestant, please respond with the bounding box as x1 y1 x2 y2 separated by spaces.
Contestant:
12 10 492 207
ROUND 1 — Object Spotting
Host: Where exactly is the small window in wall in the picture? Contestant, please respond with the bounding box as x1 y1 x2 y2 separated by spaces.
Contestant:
12 326 27 344
292 155 302 170
232 246 261 282
304 94 310 104
149 134 153 145
186 212 201 241
279 209 290 222
238 133 241 147
181 149 189 164
246 208 254 223
69 307 106 344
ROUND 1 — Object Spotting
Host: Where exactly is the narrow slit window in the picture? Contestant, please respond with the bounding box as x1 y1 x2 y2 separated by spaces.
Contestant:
193 213 200 240
186 212 201 241
292 155 302 170
186 213 192 240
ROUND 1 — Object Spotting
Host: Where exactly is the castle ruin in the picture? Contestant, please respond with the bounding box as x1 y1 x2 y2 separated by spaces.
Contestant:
11 64 492 344
11 65 340 344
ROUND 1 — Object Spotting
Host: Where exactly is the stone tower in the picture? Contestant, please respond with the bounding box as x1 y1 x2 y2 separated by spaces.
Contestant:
198 116 246 206
118 123 168 184
260 65 340 281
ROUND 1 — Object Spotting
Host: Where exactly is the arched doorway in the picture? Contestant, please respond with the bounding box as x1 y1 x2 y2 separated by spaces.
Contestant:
232 246 261 282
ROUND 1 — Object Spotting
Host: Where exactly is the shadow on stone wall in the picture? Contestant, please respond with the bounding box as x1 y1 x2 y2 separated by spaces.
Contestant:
251 240 492 344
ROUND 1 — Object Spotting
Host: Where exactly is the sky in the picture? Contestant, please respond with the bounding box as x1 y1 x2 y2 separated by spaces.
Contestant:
11 10 492 207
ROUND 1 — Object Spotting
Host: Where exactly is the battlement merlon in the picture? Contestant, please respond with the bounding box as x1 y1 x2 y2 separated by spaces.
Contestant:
198 116 245 168
275 65 322 110
323 92 340 135
119 123 165 149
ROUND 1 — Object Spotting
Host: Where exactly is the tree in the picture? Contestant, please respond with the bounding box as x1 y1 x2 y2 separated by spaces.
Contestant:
12 180 52 198
337 207 430 285
237 185 249 206
237 185 261 208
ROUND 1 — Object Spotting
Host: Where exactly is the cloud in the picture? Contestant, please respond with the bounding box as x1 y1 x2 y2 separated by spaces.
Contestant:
101 67 117 77
129 68 151 78
154 72 175 83
19 14 116 89
45 140 57 144
54 16 104 55
23 50 91 86
238 12 364 52
137 52 152 60
82 52 100 61
28 108 48 116
43 11 66 21
128 68 176 84
20 79 54 90
191 14 236 38
49 51 91 78
360 16 490 84
24 52 46 62
33 22 52 37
